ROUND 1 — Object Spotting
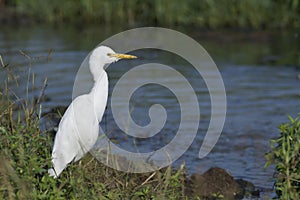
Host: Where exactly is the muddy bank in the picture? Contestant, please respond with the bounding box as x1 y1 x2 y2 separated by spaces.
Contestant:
186 167 260 199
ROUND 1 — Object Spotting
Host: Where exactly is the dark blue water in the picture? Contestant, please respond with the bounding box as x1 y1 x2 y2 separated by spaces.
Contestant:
1 25 300 198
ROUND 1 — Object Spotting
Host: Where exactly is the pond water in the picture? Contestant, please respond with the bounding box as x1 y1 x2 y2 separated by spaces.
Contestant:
1 25 300 197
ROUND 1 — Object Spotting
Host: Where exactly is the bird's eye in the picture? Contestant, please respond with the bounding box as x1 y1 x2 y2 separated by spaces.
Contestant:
107 53 112 57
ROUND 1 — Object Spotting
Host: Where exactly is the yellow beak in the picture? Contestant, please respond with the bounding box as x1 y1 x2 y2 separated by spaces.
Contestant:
108 53 137 59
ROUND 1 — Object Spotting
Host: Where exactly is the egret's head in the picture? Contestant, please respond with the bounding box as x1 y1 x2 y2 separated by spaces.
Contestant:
90 46 137 66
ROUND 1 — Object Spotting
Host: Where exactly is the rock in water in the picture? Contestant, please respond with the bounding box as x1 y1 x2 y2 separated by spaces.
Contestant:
189 167 244 199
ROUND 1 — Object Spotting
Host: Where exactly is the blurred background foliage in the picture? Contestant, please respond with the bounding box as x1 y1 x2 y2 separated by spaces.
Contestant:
0 0 300 29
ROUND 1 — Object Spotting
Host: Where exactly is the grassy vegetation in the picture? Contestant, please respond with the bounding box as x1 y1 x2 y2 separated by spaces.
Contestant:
265 115 300 199
0 57 188 199
2 0 300 29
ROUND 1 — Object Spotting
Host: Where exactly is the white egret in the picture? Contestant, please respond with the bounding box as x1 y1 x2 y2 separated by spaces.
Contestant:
48 46 137 178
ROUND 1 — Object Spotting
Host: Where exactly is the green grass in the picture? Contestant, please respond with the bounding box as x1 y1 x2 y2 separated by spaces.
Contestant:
0 121 187 199
0 54 188 199
3 0 300 29
265 115 300 199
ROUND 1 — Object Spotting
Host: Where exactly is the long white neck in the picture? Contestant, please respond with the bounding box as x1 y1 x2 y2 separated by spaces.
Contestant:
89 57 106 82
89 59 109 122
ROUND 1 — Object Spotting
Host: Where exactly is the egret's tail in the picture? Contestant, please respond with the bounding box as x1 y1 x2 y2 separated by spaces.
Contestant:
48 168 58 178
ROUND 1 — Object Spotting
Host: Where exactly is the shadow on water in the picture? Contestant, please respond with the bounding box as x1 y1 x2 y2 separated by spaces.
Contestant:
1 24 300 197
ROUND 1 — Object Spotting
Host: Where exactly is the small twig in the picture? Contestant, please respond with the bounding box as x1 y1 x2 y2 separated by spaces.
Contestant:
83 156 95 168
0 55 9 69
19 50 31 60
0 54 4 68
35 78 48 105
47 49 52 62
0 102 15 119
113 176 124 187
141 171 156 186
23 49 52 62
